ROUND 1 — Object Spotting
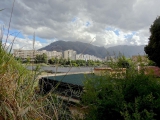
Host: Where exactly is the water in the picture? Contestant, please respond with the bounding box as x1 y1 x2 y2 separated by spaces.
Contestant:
26 65 94 73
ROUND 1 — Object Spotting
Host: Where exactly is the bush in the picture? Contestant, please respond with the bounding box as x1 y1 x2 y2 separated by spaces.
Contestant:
81 68 160 120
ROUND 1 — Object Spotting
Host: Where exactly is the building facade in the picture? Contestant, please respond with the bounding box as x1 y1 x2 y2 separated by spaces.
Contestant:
63 50 76 60
13 49 102 61
76 54 102 61
13 49 62 60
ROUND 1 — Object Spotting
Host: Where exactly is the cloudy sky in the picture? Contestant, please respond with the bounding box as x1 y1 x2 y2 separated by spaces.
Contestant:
0 0 160 50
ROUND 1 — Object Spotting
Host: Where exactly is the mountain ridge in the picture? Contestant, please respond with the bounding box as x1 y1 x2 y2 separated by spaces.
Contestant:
39 40 145 58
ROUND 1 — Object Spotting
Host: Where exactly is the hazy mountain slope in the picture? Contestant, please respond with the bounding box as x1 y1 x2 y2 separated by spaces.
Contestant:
39 41 107 58
39 41 145 58
106 45 145 57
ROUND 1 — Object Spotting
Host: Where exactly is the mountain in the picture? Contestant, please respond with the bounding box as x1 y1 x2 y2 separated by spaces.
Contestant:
39 40 145 58
39 41 107 58
106 45 146 57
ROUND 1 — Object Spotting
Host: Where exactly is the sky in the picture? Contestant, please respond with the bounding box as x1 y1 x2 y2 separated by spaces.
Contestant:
0 0 160 50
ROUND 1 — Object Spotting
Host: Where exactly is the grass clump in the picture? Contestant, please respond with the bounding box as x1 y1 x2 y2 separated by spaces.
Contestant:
0 47 35 119
0 47 71 120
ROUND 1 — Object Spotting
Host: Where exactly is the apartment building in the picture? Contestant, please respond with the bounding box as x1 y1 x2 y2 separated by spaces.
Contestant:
13 49 62 60
76 54 85 60
76 54 102 61
63 50 76 60
13 49 102 61
45 50 62 59
13 49 36 60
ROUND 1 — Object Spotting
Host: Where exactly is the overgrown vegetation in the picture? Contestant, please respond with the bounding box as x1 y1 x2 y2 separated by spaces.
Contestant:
2 43 160 120
81 58 160 120
35 53 48 64
0 47 74 120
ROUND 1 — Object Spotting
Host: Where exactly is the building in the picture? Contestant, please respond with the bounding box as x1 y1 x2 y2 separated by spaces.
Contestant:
76 54 85 60
45 50 62 59
13 49 102 62
13 49 36 61
76 54 102 61
63 50 76 60
13 49 62 61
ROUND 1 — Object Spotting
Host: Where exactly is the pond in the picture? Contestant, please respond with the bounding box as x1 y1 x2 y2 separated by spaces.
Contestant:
26 65 94 73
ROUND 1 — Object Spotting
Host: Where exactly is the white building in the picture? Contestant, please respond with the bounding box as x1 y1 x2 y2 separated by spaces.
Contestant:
45 50 62 59
13 49 102 61
13 49 36 60
63 50 76 60
76 54 102 61
13 49 62 60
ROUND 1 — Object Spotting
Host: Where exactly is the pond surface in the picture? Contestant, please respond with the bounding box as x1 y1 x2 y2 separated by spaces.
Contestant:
26 65 94 73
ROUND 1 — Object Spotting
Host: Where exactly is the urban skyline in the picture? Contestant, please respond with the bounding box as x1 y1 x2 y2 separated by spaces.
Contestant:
13 49 102 61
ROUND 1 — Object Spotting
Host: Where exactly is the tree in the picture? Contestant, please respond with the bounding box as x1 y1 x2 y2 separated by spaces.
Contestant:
42 53 48 63
48 57 54 64
117 56 130 68
35 53 48 63
26 57 31 63
144 16 160 67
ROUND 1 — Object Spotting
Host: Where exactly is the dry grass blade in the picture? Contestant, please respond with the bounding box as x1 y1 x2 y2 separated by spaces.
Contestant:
17 105 33 117
8 32 20 54
4 0 15 48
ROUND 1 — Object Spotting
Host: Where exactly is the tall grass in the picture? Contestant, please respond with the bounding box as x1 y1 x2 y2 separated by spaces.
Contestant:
0 4 73 120
0 40 75 120
0 10 90 120
0 47 38 119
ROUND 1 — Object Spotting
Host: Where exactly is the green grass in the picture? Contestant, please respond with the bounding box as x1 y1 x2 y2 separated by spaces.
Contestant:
0 47 74 120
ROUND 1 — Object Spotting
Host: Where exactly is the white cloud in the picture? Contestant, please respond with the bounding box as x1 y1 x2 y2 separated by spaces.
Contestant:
0 0 159 48
2 35 43 50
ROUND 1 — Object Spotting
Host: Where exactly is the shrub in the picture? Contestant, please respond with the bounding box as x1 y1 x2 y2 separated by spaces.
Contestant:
81 66 160 120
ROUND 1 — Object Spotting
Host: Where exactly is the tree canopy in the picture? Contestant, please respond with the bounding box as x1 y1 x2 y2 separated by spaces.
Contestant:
144 16 160 67
35 53 47 63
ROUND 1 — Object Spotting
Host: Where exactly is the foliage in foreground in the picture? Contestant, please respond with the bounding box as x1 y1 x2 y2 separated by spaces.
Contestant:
145 16 160 67
0 48 72 120
82 67 160 120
